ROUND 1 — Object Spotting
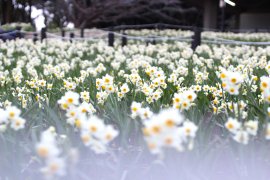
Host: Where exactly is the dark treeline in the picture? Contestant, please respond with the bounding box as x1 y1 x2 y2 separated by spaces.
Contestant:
0 0 201 29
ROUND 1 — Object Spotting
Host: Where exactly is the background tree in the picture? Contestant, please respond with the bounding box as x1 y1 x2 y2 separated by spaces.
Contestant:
59 0 200 28
0 0 200 28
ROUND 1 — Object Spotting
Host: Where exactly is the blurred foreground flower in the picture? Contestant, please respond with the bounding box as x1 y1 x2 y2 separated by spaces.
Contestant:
0 105 26 131
131 101 153 120
59 91 119 154
225 118 258 144
173 90 197 110
220 69 243 95
142 108 198 155
260 76 270 102
36 127 66 178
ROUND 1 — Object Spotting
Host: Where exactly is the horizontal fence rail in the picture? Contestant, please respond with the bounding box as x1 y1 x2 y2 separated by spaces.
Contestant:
1 24 270 48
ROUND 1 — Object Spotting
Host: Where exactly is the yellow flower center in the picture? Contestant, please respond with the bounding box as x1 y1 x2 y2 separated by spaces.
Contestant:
75 119 81 128
183 102 188 107
37 147 49 158
220 73 226 79
262 82 268 88
185 128 191 134
148 143 156 150
143 128 150 136
67 98 74 104
62 103 68 109
152 126 161 134
105 78 110 83
106 134 112 141
49 163 59 173
165 119 175 127
90 126 97 132
165 137 173 145
222 82 227 88
231 78 237 84
174 98 180 103
15 121 21 126
227 123 234 129
70 112 75 117
132 107 138 112
9 112 15 118
81 135 90 143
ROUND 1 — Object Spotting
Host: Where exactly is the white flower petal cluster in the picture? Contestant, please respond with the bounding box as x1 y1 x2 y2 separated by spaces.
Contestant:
173 90 197 110
117 83 130 100
0 105 26 131
36 127 66 178
80 116 119 154
96 74 116 104
265 123 270 140
142 108 198 154
58 91 118 154
225 118 258 145
260 76 270 102
57 91 80 110
130 102 153 120
219 69 244 95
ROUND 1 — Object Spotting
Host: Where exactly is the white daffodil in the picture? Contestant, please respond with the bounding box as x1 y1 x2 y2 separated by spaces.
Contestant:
244 120 258 136
225 117 241 134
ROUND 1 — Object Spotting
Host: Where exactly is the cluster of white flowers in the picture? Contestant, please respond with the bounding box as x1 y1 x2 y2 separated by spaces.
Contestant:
142 108 198 154
225 118 258 144
96 74 115 104
219 69 244 95
2 34 270 172
130 102 153 120
265 123 270 140
80 91 90 102
145 66 167 89
80 115 119 153
260 76 270 102
0 39 267 116
58 91 118 153
117 83 130 100
36 127 66 178
226 101 248 119
203 31 270 42
172 90 197 110
126 29 193 38
0 105 26 131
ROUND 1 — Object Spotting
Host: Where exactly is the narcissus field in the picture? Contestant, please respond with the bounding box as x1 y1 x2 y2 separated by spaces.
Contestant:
1 30 270 179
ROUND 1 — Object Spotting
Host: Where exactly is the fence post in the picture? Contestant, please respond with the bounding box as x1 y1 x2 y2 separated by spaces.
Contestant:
80 28 84 38
70 32 74 42
146 36 156 46
152 36 156 45
61 29 65 40
41 27 46 42
147 37 156 45
108 28 114 47
158 23 164 30
15 26 22 38
191 27 201 51
33 32 38 43
122 32 127 47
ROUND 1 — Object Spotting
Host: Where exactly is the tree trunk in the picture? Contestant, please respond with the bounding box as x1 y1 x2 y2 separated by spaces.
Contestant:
29 0 32 23
1 0 7 24
6 0 14 23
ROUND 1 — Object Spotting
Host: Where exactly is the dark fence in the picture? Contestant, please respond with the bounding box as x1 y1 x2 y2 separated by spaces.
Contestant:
2 23 270 48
